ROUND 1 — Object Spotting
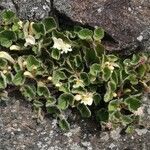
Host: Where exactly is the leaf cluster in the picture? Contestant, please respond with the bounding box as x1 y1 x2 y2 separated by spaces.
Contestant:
0 10 149 131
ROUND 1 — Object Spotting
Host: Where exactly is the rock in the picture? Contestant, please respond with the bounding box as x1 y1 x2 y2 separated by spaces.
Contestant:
0 0 16 13
54 0 150 51
1 94 150 150
0 0 51 20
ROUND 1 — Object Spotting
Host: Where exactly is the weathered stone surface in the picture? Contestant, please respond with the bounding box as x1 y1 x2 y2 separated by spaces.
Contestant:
0 0 51 20
54 0 150 51
0 93 150 150
0 0 16 13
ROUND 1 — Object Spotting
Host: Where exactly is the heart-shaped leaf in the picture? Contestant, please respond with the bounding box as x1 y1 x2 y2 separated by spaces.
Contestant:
93 27 104 41
102 67 112 81
96 108 109 122
93 93 101 106
90 63 101 76
42 17 57 33
13 70 25 86
59 118 70 131
37 82 51 98
58 93 74 110
78 29 93 40
26 55 40 71
32 23 45 37
52 70 67 84
77 103 91 118
51 48 60 60
21 85 36 101
1 10 15 24
125 97 141 111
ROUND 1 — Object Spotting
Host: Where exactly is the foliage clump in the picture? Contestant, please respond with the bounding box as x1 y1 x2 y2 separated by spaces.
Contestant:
0 10 149 131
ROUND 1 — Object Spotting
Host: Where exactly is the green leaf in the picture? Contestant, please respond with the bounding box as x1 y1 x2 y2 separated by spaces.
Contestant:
21 85 36 101
131 54 140 65
52 70 67 84
104 91 113 102
59 83 70 93
125 97 141 111
0 30 17 40
109 111 122 122
111 71 118 84
32 23 45 37
46 97 56 107
0 38 12 48
1 10 15 24
84 48 99 65
108 80 116 92
137 64 146 78
77 103 91 118
0 30 17 48
5 72 13 84
13 71 25 86
59 118 70 131
125 125 134 134
127 74 138 85
95 44 105 57
108 99 120 112
42 17 57 32
123 59 130 66
102 67 112 81
51 48 60 60
121 115 133 125
26 55 40 71
37 82 50 98
96 108 109 122
47 105 61 114
80 72 90 86
58 93 74 110
93 93 101 106
90 63 101 76
0 58 8 69
0 72 7 89
33 100 44 108
93 27 104 41
78 29 93 40
107 55 118 62
74 55 82 67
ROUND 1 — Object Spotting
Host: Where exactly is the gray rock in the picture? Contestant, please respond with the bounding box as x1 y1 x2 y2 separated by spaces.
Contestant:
0 0 16 13
0 0 51 20
54 0 150 51
0 94 150 150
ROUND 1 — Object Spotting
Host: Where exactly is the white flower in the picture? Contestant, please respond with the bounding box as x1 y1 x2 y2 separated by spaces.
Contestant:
81 92 94 105
105 61 119 72
47 76 52 81
7 66 11 70
74 92 94 106
134 107 144 116
23 61 27 67
52 37 72 54
24 35 36 47
55 82 62 87
18 21 23 28
2 70 7 74
73 79 84 88
10 45 21 51
74 94 82 101
113 92 117 98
